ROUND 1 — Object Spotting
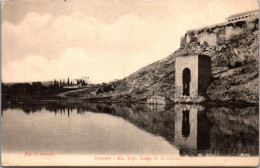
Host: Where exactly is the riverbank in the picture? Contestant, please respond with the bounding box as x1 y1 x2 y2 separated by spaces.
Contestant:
2 96 258 108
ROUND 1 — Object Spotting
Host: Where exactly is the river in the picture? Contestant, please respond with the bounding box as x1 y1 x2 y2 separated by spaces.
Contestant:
1 102 258 157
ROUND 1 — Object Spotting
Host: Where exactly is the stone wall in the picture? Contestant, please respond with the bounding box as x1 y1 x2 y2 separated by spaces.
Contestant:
181 17 259 47
199 33 217 46
175 55 199 98
225 21 246 41
185 32 198 44
216 28 226 45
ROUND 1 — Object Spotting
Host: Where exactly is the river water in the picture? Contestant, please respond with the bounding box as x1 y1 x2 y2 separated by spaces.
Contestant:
1 102 259 157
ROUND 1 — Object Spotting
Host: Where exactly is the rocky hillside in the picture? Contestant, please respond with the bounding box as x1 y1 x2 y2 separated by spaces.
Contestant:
66 18 259 104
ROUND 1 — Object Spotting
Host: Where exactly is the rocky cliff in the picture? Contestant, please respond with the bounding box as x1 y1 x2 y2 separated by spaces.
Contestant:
66 17 259 104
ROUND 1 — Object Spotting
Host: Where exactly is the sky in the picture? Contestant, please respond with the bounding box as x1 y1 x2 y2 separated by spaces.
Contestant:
2 0 258 83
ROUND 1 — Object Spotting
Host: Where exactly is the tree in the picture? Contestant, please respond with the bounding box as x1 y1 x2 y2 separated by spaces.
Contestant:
32 82 43 91
2 83 9 93
82 80 86 86
54 79 56 86
67 77 70 86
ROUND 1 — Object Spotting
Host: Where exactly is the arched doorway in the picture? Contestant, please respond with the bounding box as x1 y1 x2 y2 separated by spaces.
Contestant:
182 68 191 96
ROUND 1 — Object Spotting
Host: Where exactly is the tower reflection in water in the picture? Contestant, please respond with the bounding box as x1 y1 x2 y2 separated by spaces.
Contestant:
175 104 210 156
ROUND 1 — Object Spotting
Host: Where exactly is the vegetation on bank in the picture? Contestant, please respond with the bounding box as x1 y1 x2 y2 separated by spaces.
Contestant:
1 82 82 102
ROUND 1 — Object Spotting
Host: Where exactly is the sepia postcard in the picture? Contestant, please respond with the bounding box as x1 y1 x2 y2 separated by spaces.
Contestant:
1 0 259 166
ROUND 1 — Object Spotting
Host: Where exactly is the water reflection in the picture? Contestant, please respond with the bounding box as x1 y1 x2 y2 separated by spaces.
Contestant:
182 110 190 137
1 102 259 156
175 105 211 156
1 103 178 155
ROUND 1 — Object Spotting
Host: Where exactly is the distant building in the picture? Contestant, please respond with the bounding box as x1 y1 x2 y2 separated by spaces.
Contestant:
81 76 90 84
63 85 79 89
175 54 211 100
61 76 90 88
226 9 259 22
71 79 78 85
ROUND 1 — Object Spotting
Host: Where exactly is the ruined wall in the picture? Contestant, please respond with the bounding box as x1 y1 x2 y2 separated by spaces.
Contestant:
198 55 211 96
225 21 247 41
175 55 198 98
185 32 198 44
180 35 186 47
199 33 217 46
216 28 226 45
181 17 259 47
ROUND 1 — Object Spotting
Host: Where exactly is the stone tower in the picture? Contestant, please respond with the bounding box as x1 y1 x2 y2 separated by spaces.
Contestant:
175 54 211 100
